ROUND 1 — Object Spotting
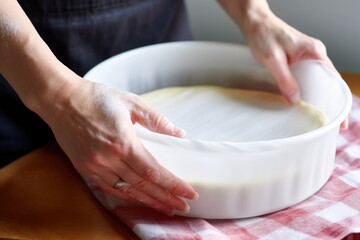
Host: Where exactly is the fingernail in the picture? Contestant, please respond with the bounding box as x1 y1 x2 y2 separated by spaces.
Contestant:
163 118 186 137
174 127 186 138
341 119 348 130
181 204 190 214
165 209 176 217
174 204 190 215
186 192 199 201
288 91 301 104
193 192 199 200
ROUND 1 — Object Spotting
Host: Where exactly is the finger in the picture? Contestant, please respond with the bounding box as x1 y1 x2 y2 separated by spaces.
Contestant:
132 100 186 138
94 171 176 215
126 142 199 201
341 115 349 130
89 173 137 204
263 48 301 104
102 160 190 213
127 177 189 213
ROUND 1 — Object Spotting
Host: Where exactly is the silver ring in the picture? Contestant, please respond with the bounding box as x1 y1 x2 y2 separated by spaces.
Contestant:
113 178 128 189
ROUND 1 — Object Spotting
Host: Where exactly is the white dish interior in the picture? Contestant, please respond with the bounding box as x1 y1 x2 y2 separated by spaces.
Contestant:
84 42 352 219
139 86 328 142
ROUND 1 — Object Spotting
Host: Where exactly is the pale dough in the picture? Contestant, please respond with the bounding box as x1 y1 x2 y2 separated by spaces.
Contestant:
140 86 328 142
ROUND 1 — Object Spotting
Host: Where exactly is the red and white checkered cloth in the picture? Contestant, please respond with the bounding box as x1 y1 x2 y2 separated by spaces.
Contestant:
93 95 360 240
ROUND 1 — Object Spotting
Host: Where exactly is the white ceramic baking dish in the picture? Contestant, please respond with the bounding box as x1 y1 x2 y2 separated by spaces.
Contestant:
84 42 352 219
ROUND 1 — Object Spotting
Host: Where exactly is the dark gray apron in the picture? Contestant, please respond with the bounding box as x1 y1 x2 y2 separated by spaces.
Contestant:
0 0 192 166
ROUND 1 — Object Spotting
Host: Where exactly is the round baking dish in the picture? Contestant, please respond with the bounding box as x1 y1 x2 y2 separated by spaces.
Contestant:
84 42 352 219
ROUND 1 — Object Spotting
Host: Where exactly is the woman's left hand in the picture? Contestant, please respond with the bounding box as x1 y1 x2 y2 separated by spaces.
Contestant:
243 9 348 128
218 0 347 128
243 8 338 104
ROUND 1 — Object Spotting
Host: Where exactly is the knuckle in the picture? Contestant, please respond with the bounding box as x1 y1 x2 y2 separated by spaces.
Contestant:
161 176 179 193
166 180 179 193
110 138 135 157
127 93 145 111
134 179 151 191
152 113 169 131
262 49 282 65
251 40 279 63
144 168 160 183
124 92 140 102
166 192 174 203
308 38 326 53
117 141 134 156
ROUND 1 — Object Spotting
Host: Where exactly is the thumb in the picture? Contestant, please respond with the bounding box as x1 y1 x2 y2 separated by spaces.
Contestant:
132 102 186 138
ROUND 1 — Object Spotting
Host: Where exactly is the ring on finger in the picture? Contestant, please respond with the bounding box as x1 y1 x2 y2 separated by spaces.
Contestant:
113 178 129 189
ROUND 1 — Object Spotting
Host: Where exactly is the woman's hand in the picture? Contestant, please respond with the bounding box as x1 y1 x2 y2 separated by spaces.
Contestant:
218 0 347 128
244 13 349 129
1 0 198 215
242 8 338 104
44 78 198 215
219 0 338 104
242 7 348 128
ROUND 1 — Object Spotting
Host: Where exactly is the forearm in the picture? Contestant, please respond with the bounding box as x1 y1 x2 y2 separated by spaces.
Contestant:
0 0 79 122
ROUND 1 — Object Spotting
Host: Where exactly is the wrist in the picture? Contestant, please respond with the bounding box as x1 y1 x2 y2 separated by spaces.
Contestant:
24 65 85 126
17 36 84 124
218 0 272 38
238 1 272 36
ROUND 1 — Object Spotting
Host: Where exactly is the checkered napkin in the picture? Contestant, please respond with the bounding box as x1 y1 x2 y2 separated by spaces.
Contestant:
93 96 360 240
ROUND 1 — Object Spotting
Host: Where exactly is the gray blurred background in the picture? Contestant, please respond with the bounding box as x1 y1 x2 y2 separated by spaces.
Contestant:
185 0 360 72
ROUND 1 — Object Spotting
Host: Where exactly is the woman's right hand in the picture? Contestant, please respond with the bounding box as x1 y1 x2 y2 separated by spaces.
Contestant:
42 77 198 215
1 0 198 215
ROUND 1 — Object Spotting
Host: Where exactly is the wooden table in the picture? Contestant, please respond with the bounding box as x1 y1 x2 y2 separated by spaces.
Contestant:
0 143 138 240
0 73 359 240
342 72 360 96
